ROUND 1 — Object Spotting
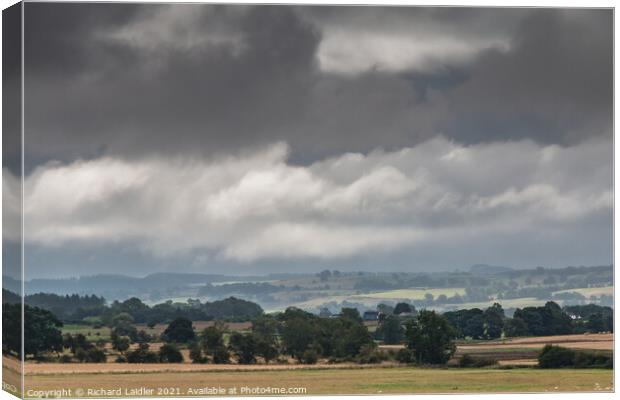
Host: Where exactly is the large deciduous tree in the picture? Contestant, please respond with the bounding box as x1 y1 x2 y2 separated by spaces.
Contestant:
405 310 456 365
163 317 196 343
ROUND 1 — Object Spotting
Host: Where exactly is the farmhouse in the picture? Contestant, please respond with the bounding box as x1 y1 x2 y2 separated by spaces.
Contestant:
363 310 379 321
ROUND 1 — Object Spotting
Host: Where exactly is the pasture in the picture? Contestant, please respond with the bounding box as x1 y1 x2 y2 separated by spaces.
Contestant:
355 287 466 300
134 321 252 337
21 366 613 396
61 324 111 341
552 286 613 297
282 286 607 312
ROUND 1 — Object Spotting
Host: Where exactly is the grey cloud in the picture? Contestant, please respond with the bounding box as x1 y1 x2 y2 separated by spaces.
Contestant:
7 138 611 270
22 5 613 167
3 4 610 278
25 4 321 165
435 9 613 144
24 3 141 78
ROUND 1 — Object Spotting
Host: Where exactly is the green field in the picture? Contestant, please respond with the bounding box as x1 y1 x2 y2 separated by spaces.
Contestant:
22 367 613 396
553 286 613 297
356 287 466 300
62 324 111 341
285 293 591 313
449 297 548 310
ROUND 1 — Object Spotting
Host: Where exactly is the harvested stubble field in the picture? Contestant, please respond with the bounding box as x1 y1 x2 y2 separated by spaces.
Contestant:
379 333 613 352
20 367 613 396
20 360 398 375
382 333 614 366
457 333 613 355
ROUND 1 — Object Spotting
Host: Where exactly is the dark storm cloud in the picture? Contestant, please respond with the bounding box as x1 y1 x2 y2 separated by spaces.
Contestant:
437 9 613 144
24 4 321 164
23 5 612 165
8 4 612 277
24 3 141 77
3 3 22 174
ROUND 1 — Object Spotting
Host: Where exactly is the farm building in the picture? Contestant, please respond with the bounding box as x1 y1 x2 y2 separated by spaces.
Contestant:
363 310 379 321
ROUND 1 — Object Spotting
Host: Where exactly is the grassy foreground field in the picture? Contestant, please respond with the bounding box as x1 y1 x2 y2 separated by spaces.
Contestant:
20 367 613 397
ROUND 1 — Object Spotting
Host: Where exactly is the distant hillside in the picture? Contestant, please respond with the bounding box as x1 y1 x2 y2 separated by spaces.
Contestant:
2 288 20 304
469 264 513 275
3 265 612 308
7 273 243 298
3 272 299 301
3 275 21 294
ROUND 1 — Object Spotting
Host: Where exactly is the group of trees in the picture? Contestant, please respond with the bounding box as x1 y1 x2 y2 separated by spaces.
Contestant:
103 296 264 325
163 309 378 365
2 303 64 358
4 288 612 368
564 304 613 333
443 303 506 340
3 289 264 325
182 307 456 366
401 310 456 364
188 321 232 363
512 302 573 336
280 308 377 363
538 344 612 369
375 315 404 344
25 293 106 321
442 302 611 340
120 342 183 363
62 333 107 362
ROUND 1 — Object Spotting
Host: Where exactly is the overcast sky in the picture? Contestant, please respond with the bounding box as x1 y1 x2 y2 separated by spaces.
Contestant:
4 4 612 278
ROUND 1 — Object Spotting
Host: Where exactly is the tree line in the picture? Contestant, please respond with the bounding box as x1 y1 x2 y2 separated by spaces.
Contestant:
444 302 612 340
109 307 454 366
3 289 263 324
3 295 612 368
374 301 611 344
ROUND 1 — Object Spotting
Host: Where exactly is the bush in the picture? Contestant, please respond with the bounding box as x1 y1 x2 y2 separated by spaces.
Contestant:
115 355 127 363
459 354 498 368
574 351 613 369
458 354 475 367
300 349 319 364
472 357 498 367
74 348 87 362
356 344 384 364
395 348 414 364
159 343 184 363
228 332 257 364
85 348 107 363
59 354 73 363
539 345 613 369
189 342 206 363
384 349 397 360
538 345 575 368
212 346 230 364
126 343 159 363
111 334 130 354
